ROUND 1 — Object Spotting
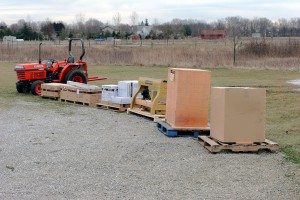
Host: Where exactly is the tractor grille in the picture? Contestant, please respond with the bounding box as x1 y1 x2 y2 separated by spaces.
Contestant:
30 71 45 79
16 72 26 80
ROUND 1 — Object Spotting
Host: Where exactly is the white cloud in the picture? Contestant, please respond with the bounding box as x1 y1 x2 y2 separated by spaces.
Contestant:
0 0 299 25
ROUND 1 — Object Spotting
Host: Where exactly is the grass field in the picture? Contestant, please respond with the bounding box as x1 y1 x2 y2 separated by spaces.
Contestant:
0 62 300 166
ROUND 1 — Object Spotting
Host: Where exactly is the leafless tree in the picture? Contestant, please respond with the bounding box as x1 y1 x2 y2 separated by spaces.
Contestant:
85 18 103 38
75 13 86 36
40 18 55 39
113 12 121 30
130 11 138 26
226 16 244 65
0 21 7 28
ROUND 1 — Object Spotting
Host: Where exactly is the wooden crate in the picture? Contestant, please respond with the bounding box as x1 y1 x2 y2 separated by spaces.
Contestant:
60 85 101 107
41 83 65 99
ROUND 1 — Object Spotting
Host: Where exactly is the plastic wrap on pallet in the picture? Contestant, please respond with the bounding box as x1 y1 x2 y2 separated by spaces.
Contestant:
67 81 100 91
41 83 66 91
111 96 132 104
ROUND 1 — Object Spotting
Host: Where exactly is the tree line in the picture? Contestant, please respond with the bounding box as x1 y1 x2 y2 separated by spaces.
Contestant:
1 16 300 41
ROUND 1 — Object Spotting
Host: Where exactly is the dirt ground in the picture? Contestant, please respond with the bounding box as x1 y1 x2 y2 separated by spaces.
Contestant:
0 98 299 200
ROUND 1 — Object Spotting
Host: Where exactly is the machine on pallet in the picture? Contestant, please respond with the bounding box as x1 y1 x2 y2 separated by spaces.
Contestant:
127 77 167 120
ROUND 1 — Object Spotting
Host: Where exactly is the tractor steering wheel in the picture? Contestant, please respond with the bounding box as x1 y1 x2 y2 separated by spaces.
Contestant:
42 59 57 68
49 59 58 63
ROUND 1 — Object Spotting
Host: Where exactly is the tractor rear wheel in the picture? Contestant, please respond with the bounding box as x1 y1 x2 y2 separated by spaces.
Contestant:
31 80 44 95
16 81 24 93
65 69 87 83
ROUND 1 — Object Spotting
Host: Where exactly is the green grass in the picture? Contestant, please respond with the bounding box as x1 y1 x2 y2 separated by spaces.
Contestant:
1 62 300 166
281 146 300 166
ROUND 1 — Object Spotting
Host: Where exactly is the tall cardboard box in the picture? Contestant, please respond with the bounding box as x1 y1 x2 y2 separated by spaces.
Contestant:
210 87 266 143
166 68 211 128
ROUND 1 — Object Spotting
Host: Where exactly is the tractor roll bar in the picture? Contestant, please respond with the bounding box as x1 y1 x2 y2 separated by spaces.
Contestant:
68 38 85 61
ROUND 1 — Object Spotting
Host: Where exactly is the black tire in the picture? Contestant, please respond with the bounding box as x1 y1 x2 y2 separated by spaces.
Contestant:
31 80 44 95
16 81 24 93
64 69 87 84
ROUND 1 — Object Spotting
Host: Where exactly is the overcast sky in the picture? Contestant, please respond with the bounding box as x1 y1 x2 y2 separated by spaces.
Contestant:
0 0 299 25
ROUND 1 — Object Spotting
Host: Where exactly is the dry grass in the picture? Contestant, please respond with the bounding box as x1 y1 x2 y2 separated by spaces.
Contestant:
1 38 300 69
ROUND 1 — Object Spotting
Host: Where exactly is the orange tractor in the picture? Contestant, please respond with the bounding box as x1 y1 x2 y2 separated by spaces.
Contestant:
14 38 106 95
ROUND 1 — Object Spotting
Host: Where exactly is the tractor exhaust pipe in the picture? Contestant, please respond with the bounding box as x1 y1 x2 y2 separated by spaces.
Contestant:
38 43 42 64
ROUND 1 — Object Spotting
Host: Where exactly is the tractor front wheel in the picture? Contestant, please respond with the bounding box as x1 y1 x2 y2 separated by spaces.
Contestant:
65 69 87 84
31 80 44 95
16 81 24 93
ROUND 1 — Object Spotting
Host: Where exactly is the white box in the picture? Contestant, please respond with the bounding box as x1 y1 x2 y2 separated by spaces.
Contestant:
101 85 118 101
118 81 131 97
117 80 138 97
111 96 132 104
132 81 139 96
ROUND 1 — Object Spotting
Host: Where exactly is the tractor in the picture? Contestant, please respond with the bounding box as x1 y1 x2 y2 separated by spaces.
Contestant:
14 38 106 95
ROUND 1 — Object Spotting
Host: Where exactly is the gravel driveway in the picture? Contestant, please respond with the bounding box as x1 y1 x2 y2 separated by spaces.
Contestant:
0 98 299 200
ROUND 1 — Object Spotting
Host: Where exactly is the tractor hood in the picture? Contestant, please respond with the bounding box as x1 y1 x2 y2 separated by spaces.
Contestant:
14 63 46 71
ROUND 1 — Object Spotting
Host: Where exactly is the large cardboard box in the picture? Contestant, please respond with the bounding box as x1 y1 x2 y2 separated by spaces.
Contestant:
166 68 211 128
210 87 266 143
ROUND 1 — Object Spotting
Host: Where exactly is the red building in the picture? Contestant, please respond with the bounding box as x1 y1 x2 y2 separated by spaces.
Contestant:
200 30 226 39
131 34 140 40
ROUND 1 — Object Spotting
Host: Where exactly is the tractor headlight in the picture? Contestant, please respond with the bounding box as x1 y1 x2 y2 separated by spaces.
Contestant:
15 65 24 70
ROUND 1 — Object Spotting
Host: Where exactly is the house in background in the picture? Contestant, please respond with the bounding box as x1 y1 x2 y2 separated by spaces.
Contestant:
200 30 226 39
252 32 262 38
134 25 153 38
101 25 117 34
3 35 17 43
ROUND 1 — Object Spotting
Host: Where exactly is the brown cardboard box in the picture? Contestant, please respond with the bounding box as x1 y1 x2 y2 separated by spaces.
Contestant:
166 68 211 128
210 87 266 143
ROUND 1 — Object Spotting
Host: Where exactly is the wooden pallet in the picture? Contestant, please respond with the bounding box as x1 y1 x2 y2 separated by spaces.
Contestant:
41 96 60 100
157 121 210 137
96 102 129 112
60 98 96 107
198 136 279 153
127 108 165 122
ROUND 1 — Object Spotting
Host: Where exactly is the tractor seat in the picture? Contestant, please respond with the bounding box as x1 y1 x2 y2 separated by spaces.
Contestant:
67 56 75 63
